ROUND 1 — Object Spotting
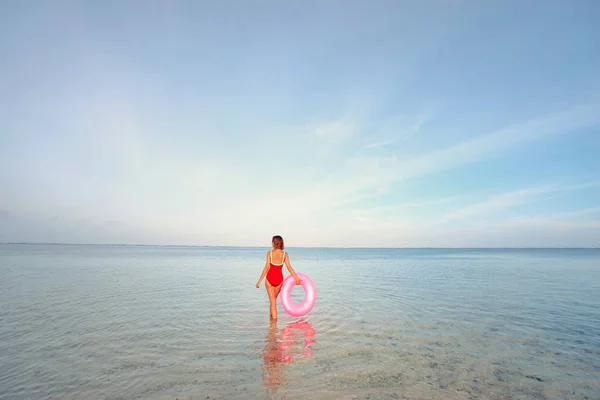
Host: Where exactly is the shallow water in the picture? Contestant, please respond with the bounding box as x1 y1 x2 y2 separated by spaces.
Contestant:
1 245 599 400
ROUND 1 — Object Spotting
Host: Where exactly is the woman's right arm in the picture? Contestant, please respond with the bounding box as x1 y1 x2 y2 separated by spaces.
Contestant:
256 252 270 288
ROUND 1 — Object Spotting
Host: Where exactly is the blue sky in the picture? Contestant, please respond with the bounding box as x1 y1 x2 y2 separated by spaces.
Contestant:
1 0 599 247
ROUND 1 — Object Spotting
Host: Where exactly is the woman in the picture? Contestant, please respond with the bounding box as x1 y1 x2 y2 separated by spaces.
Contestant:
255 235 302 319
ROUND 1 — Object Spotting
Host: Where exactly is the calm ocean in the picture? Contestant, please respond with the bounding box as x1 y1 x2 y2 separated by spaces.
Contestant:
0 244 599 400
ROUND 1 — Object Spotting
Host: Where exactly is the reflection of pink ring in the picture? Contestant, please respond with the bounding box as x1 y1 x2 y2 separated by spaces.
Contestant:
280 273 316 317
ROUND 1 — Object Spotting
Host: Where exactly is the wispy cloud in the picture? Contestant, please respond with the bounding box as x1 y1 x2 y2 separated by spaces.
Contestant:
313 118 353 137
549 207 600 219
418 219 600 248
307 116 358 147
389 103 600 180
214 103 600 242
3 97 598 247
352 195 461 220
2 0 598 247
499 216 600 231
495 206 600 231
293 104 600 218
436 181 600 225
436 185 555 224
364 110 435 149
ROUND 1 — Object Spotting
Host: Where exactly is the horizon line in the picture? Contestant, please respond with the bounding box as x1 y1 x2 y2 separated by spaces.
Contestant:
0 242 598 250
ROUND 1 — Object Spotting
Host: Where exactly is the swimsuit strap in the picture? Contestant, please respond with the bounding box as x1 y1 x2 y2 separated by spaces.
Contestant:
271 249 285 265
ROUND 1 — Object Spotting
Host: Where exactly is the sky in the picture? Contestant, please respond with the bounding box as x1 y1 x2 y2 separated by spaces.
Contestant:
1 0 599 248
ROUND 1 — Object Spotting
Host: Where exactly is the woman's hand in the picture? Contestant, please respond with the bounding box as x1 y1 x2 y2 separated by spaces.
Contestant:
295 277 302 285
255 281 261 288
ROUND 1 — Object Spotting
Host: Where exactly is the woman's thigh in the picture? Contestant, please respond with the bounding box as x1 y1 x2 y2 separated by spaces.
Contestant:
265 281 276 302
274 284 282 298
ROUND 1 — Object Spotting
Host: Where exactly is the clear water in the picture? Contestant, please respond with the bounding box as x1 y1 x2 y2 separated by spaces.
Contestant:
1 244 599 400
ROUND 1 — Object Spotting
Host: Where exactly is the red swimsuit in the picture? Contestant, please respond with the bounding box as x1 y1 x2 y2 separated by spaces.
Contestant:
266 251 285 286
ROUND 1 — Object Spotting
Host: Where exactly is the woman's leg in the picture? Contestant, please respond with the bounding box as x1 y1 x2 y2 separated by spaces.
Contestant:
265 281 278 319
272 284 282 319
274 284 282 300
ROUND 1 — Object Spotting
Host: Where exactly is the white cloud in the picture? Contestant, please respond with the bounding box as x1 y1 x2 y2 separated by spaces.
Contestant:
387 103 600 181
434 181 600 225
500 216 600 230
364 109 435 149
308 117 357 146
351 195 461 221
549 207 600 219
436 185 555 224
242 103 600 230
177 102 600 247
2 1 599 248
3 83 599 246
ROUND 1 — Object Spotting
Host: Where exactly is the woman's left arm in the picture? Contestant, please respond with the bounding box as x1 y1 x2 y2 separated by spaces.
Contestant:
284 252 302 285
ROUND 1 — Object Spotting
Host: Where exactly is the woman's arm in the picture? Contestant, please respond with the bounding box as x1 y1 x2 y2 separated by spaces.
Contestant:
284 252 302 285
256 252 270 288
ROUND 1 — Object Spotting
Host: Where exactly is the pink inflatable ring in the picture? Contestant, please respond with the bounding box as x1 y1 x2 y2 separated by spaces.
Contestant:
280 272 316 317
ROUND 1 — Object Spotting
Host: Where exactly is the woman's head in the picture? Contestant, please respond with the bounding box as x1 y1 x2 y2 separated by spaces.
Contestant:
272 235 284 250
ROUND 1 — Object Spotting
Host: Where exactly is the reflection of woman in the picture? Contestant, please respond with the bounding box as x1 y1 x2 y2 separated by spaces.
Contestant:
262 320 289 393
261 319 317 395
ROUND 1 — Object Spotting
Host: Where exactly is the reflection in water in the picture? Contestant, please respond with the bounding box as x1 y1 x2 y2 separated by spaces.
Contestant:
261 319 317 396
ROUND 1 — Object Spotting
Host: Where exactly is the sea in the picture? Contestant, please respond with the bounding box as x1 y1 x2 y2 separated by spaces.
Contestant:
0 244 599 400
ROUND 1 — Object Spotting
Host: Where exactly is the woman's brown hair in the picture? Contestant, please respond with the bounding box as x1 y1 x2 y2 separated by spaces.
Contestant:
272 235 284 250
